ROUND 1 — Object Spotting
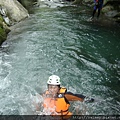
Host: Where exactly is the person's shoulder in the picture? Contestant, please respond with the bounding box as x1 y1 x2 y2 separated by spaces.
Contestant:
60 87 67 93
61 86 67 89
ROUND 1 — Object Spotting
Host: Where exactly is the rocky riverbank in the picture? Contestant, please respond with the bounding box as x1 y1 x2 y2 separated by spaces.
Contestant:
0 0 120 46
0 0 36 46
73 0 120 22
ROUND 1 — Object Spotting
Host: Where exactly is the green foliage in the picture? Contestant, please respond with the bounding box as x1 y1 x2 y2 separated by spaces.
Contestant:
0 16 7 45
0 26 7 45
0 15 4 22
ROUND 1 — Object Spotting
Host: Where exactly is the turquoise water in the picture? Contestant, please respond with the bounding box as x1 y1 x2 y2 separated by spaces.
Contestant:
0 5 120 115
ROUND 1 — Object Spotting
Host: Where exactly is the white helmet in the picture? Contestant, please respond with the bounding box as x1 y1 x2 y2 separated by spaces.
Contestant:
47 75 61 85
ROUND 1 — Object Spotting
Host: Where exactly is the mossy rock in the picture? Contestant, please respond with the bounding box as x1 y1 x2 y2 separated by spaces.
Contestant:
0 26 7 45
0 15 10 45
0 15 4 22
0 15 4 26
102 5 114 13
0 20 3 27
0 17 5 45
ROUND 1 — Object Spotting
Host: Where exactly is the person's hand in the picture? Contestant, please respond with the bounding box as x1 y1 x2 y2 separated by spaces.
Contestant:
84 97 94 103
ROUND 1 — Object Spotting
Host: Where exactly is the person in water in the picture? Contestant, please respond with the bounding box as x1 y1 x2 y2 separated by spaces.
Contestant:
92 0 104 19
34 75 94 119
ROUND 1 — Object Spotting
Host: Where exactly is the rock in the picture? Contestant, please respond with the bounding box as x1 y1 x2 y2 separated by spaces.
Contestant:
2 21 11 34
115 17 120 22
0 22 7 45
0 14 10 44
0 0 32 46
105 10 118 17
0 0 29 23
102 5 114 13
18 0 37 13
114 12 120 22
0 5 11 25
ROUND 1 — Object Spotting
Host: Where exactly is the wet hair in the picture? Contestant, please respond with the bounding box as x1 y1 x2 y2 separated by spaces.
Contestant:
57 85 60 88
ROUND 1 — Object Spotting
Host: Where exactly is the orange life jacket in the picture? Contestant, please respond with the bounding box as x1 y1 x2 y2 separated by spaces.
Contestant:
43 87 72 118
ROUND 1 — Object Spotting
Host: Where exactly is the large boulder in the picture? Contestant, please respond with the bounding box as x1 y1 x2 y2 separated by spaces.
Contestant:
0 0 29 46
0 0 29 23
102 0 120 22
17 0 37 12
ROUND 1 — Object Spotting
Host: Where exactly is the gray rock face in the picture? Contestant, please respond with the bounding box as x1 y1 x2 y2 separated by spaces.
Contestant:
0 0 29 45
0 0 29 23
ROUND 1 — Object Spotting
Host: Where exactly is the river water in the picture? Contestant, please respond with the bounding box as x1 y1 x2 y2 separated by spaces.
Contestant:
0 2 120 115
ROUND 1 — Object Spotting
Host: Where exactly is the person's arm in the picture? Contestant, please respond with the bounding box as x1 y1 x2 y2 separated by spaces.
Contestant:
65 92 85 102
65 92 94 102
32 93 44 111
